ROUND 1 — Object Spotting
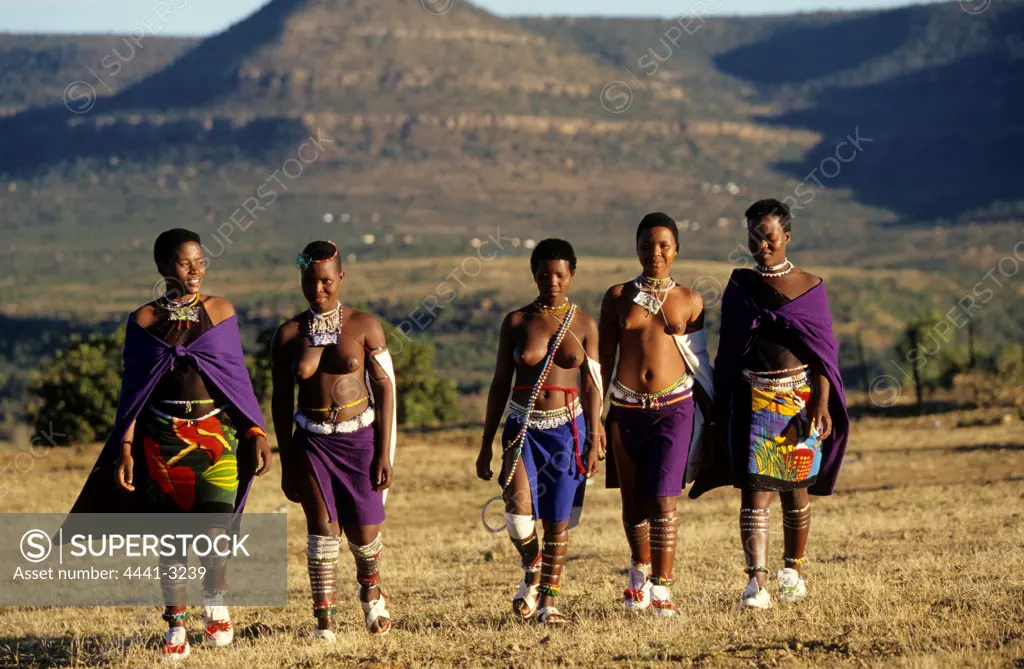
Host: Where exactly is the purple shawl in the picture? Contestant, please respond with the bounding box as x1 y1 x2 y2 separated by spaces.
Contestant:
689 276 849 497
67 314 266 514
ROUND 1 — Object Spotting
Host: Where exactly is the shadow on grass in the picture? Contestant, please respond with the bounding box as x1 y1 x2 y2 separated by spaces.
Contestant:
0 621 285 667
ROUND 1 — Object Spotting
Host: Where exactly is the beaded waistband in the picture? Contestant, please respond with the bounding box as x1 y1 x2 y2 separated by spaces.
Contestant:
741 368 810 392
610 375 693 409
507 398 582 431
148 404 224 422
294 406 375 435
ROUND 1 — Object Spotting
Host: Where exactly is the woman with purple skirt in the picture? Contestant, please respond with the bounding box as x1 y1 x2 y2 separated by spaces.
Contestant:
476 239 603 626
599 213 715 616
689 199 849 610
271 241 398 639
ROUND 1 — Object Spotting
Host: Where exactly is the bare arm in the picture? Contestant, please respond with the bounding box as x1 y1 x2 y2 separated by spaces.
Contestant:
270 324 297 494
685 290 715 421
580 315 603 476
598 287 619 399
363 314 395 491
476 313 516 480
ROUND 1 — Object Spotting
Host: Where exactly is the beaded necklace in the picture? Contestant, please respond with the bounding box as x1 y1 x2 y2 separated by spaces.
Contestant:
533 298 570 316
309 301 342 347
157 293 201 329
632 274 675 315
501 303 577 491
754 258 793 278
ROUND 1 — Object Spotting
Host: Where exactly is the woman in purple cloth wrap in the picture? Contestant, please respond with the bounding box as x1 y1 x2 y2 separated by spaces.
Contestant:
271 240 397 640
689 199 849 610
66 228 272 663
476 239 604 626
599 213 715 616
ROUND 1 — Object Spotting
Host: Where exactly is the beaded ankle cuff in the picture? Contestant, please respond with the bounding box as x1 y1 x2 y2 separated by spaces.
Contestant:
783 556 808 567
162 610 189 623
537 584 560 597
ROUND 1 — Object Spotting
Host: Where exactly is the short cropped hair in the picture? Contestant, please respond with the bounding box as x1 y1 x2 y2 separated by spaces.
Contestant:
153 228 201 265
530 238 577 275
744 199 792 233
636 212 679 245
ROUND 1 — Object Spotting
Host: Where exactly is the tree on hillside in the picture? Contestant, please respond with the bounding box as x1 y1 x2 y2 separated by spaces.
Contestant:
895 310 967 411
31 328 125 446
32 314 461 446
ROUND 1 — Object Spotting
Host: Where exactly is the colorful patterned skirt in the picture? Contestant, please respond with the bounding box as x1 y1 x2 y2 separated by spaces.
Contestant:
293 407 386 527
729 369 822 492
502 399 587 523
610 376 695 499
138 404 240 513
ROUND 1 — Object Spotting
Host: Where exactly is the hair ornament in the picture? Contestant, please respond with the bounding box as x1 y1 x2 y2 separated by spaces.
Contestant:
296 241 339 271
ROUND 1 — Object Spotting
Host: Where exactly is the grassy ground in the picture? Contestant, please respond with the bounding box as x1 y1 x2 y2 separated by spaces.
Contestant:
0 409 1022 668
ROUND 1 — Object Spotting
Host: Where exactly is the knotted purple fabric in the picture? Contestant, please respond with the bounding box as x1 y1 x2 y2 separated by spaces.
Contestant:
689 276 849 497
67 315 267 515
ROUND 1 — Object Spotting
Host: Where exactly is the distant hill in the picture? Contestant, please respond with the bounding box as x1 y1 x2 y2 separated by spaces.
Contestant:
0 34 195 111
0 0 1020 288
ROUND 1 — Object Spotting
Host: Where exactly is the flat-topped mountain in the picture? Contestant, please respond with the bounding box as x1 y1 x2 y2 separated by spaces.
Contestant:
0 0 1019 280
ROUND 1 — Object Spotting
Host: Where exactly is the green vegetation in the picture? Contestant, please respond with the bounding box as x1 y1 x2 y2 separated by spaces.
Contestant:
28 315 459 446
30 328 124 445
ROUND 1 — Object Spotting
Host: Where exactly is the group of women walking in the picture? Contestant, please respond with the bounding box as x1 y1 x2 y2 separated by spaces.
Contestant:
66 198 848 662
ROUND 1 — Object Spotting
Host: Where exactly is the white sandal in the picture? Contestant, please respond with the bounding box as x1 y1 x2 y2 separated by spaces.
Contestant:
312 628 337 643
362 596 391 635
513 580 541 619
536 605 567 625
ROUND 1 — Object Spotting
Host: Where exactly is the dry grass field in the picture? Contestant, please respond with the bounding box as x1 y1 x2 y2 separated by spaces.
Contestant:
1 409 1022 668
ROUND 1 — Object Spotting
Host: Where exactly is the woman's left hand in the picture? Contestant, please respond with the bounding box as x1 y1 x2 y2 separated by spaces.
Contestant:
596 422 607 461
585 445 601 479
810 398 832 442
372 454 392 492
251 435 272 476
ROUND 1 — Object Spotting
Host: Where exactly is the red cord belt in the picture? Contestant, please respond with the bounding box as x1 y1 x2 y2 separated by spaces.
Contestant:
513 385 583 473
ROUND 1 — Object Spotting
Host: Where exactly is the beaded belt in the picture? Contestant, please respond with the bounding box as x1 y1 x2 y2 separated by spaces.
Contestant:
148 404 224 422
507 398 583 431
294 406 375 435
610 375 693 409
741 368 810 392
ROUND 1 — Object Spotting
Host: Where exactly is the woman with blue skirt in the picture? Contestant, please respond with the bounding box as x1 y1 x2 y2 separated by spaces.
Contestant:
477 239 604 626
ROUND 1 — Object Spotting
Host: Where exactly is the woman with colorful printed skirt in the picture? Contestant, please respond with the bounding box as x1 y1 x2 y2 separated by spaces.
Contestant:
598 213 715 616
689 199 849 610
271 241 398 640
65 228 272 663
476 239 604 626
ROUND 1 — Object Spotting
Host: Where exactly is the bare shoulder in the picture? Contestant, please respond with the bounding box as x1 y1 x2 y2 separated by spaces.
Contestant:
796 268 823 291
672 284 703 310
273 315 303 346
572 309 598 330
201 295 236 325
505 307 527 328
130 303 158 326
346 307 382 329
603 282 627 299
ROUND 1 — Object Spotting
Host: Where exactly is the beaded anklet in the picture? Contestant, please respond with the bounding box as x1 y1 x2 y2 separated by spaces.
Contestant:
649 575 675 586
313 603 338 618
162 610 189 623
744 565 769 575
537 584 560 597
783 556 808 567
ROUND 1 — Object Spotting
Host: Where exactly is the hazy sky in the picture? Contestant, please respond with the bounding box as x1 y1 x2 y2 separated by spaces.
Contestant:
0 0 940 35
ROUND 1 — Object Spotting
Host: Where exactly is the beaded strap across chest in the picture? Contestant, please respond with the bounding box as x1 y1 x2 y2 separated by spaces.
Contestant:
501 304 578 490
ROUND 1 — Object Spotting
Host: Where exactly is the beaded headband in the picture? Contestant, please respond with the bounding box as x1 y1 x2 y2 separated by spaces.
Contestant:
296 241 339 271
